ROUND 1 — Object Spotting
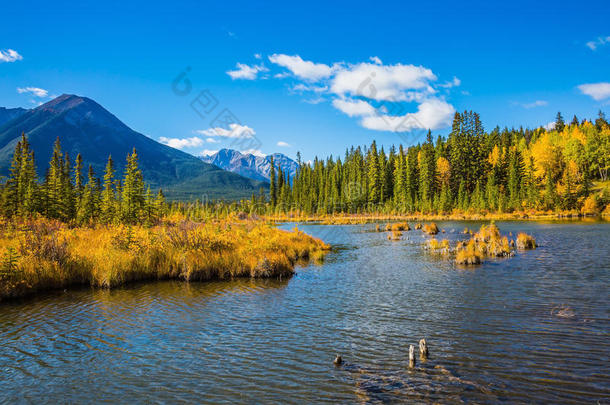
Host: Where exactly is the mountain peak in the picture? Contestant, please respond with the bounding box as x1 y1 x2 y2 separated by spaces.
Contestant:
32 94 129 132
36 94 93 114
201 149 297 181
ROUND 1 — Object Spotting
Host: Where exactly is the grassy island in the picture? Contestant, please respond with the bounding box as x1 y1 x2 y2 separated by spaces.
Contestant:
0 217 329 301
423 223 536 265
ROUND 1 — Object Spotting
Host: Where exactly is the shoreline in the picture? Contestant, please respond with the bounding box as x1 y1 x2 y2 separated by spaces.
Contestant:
265 211 609 224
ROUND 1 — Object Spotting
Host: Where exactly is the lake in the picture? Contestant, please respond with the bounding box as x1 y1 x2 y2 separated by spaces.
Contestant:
1 221 609 403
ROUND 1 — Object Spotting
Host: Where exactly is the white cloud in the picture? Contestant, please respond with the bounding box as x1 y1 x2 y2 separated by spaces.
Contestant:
303 97 325 104
17 87 48 97
586 36 610 51
200 149 219 157
268 54 333 81
439 76 461 88
291 83 328 93
359 98 455 132
227 63 268 80
254 53 262 59
159 136 204 149
332 98 376 117
205 137 220 143
330 62 437 101
232 53 459 133
0 49 22 63
197 123 256 138
277 141 291 147
578 82 610 101
544 121 556 130
520 100 548 109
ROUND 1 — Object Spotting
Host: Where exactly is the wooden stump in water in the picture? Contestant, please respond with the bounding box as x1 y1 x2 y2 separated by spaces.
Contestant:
408 345 416 368
419 339 428 359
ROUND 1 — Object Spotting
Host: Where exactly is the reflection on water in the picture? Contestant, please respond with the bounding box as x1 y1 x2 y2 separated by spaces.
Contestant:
1 221 609 403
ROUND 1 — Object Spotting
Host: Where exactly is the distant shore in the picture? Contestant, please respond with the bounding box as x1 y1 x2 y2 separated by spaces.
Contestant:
265 210 609 224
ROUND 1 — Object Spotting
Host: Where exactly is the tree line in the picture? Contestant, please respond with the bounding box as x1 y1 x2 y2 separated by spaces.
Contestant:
2 109 609 223
268 111 610 214
0 134 165 224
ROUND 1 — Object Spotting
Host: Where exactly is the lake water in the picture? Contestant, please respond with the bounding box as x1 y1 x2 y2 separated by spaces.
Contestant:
1 221 609 403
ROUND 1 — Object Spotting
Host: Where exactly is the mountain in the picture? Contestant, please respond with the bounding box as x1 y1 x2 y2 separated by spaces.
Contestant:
201 149 299 182
0 107 27 127
0 95 267 200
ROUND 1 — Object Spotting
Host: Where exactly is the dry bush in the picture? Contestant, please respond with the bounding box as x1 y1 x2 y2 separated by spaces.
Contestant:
387 230 402 240
516 233 536 249
422 223 439 235
391 222 410 231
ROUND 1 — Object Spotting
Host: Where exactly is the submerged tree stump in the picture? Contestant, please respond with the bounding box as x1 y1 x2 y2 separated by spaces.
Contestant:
419 339 428 359
409 345 416 368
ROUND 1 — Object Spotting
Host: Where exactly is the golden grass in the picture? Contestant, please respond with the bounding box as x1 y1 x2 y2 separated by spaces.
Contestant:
516 232 536 249
391 222 410 231
455 239 482 265
0 218 330 300
455 223 514 265
419 223 533 266
426 238 451 256
422 222 439 235
387 230 402 240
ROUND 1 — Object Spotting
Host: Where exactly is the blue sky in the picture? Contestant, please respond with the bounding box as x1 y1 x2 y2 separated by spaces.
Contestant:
1 0 609 161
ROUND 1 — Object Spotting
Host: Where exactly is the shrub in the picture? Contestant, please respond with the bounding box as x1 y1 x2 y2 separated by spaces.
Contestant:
391 222 410 231
455 240 482 265
422 223 439 235
516 233 536 249
387 230 402 240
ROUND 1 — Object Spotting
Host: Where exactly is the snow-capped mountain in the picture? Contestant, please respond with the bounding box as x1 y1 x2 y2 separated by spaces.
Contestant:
201 149 298 182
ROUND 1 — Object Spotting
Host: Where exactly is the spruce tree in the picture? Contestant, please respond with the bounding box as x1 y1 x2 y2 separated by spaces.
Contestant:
101 155 116 222
121 148 145 223
555 112 565 133
269 156 277 208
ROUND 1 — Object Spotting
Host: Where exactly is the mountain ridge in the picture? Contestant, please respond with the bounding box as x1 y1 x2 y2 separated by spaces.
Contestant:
201 149 298 182
0 107 28 127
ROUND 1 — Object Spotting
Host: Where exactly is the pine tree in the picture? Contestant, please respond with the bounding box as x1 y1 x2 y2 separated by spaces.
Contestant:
74 153 84 205
101 155 116 222
45 137 65 219
2 138 23 217
269 156 277 208
555 112 565 133
154 189 166 219
367 141 381 205
121 148 145 223
77 165 100 223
